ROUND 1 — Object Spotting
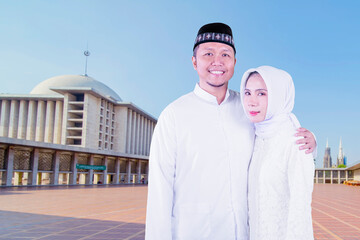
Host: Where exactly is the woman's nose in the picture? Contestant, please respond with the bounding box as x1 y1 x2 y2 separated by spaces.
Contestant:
248 97 258 106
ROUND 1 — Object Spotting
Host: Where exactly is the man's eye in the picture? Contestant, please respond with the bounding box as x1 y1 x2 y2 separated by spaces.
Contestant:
222 53 230 57
204 53 212 56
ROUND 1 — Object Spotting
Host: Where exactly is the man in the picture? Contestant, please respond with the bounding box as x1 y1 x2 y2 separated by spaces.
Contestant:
145 23 316 240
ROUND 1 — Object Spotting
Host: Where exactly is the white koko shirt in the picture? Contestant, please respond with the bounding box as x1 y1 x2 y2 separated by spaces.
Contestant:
145 84 255 240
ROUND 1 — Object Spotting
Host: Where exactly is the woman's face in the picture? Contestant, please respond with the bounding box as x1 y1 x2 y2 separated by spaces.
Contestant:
243 73 268 123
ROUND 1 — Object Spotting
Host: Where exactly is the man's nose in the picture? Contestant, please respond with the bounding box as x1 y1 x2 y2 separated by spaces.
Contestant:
212 54 223 65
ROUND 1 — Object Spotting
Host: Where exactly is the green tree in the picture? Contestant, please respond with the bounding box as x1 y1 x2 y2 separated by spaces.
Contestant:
337 164 346 168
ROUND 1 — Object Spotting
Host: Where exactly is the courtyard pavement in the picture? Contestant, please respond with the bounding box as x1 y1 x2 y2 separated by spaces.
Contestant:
0 184 359 240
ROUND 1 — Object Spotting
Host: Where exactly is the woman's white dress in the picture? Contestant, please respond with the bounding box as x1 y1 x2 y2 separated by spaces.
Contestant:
248 123 315 240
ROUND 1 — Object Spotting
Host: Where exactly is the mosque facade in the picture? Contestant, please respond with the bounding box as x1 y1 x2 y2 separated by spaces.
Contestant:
0 75 156 186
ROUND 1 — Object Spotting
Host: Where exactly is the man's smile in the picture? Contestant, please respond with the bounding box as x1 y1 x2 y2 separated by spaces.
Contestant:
209 70 225 75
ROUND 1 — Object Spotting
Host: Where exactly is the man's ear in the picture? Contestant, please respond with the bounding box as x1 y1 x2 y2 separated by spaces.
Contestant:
192 56 197 70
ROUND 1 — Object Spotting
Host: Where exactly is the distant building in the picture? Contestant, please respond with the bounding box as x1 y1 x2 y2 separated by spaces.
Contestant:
0 75 157 186
336 138 345 166
323 139 332 168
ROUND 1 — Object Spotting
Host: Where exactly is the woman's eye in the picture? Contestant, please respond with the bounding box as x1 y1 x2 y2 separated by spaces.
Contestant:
244 92 250 96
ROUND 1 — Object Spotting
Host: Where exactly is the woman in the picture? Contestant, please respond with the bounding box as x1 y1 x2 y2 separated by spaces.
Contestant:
240 66 314 240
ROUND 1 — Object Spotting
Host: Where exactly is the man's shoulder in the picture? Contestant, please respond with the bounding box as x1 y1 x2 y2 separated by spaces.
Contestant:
159 91 195 117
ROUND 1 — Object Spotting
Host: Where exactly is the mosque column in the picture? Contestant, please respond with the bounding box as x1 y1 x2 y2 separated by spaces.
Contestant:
323 171 326 184
53 101 63 144
86 155 94 184
35 101 46 142
136 160 142 183
142 117 146 155
315 170 318 184
126 109 133 154
8 100 19 138
17 100 28 139
102 156 108 184
338 171 341 184
346 171 348 181
134 114 139 154
143 119 148 155
139 116 144 155
70 153 79 184
126 160 132 183
330 171 333 184
44 101 55 143
50 151 60 185
131 111 137 154
26 100 37 141
29 148 39 185
113 157 120 184
4 146 14 186
137 116 142 155
0 100 11 137
147 120 151 155
145 162 149 184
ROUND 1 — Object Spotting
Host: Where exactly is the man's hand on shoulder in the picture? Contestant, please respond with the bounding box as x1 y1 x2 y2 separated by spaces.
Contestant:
295 127 316 154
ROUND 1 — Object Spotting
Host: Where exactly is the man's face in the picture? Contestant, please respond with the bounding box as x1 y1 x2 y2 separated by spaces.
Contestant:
192 42 236 90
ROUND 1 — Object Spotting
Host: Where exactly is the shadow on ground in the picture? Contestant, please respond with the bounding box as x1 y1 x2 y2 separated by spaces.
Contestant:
0 210 145 240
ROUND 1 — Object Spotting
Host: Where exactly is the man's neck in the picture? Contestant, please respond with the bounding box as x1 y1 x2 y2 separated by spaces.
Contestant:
198 82 228 104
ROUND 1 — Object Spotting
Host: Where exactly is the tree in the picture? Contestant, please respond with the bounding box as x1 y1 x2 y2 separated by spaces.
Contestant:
337 164 346 168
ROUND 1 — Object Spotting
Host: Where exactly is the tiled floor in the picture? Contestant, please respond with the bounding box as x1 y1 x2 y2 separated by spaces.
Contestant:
312 184 360 240
0 184 359 239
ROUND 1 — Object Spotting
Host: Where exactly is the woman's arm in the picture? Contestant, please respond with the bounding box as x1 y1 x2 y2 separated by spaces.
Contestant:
286 145 315 240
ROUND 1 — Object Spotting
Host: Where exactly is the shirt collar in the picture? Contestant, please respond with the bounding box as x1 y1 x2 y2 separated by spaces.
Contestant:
193 83 230 105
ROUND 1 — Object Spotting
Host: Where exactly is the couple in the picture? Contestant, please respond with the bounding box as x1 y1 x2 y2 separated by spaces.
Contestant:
145 23 315 240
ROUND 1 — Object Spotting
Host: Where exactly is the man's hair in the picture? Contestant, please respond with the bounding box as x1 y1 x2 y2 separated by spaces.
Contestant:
193 45 199 58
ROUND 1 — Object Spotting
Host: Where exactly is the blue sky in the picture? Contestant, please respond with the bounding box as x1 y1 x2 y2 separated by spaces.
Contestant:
1 0 359 168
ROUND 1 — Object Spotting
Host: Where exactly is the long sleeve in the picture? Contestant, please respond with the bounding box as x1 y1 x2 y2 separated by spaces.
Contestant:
145 107 177 240
286 146 315 240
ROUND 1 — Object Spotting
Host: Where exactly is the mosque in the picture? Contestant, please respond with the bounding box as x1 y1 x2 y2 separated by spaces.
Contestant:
0 74 157 186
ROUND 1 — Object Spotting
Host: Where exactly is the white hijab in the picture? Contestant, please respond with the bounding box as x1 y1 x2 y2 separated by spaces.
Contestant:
240 65 300 139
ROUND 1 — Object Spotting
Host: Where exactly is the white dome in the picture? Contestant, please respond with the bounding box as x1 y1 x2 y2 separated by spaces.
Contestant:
31 75 122 101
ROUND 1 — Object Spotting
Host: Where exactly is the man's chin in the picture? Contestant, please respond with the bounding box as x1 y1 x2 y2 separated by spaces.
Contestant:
207 82 226 88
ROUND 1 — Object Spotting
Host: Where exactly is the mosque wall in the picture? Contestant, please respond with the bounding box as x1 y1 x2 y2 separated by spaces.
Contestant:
83 93 101 150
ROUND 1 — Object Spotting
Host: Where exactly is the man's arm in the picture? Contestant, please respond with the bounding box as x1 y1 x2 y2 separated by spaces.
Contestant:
295 127 317 156
145 108 176 240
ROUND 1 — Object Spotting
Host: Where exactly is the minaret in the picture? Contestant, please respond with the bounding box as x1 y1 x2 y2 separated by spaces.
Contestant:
323 138 332 168
337 137 344 166
84 44 90 77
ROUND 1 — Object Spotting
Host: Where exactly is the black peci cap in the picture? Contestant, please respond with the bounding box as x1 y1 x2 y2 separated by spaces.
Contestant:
193 22 236 53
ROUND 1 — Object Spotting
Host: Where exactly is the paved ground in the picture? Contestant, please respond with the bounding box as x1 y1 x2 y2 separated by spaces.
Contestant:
0 184 359 240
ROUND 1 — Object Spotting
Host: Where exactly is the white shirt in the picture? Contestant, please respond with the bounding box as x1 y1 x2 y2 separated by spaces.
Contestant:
145 84 255 240
248 123 314 240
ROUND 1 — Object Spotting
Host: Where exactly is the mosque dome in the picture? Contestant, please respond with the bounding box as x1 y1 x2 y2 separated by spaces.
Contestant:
30 75 122 101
